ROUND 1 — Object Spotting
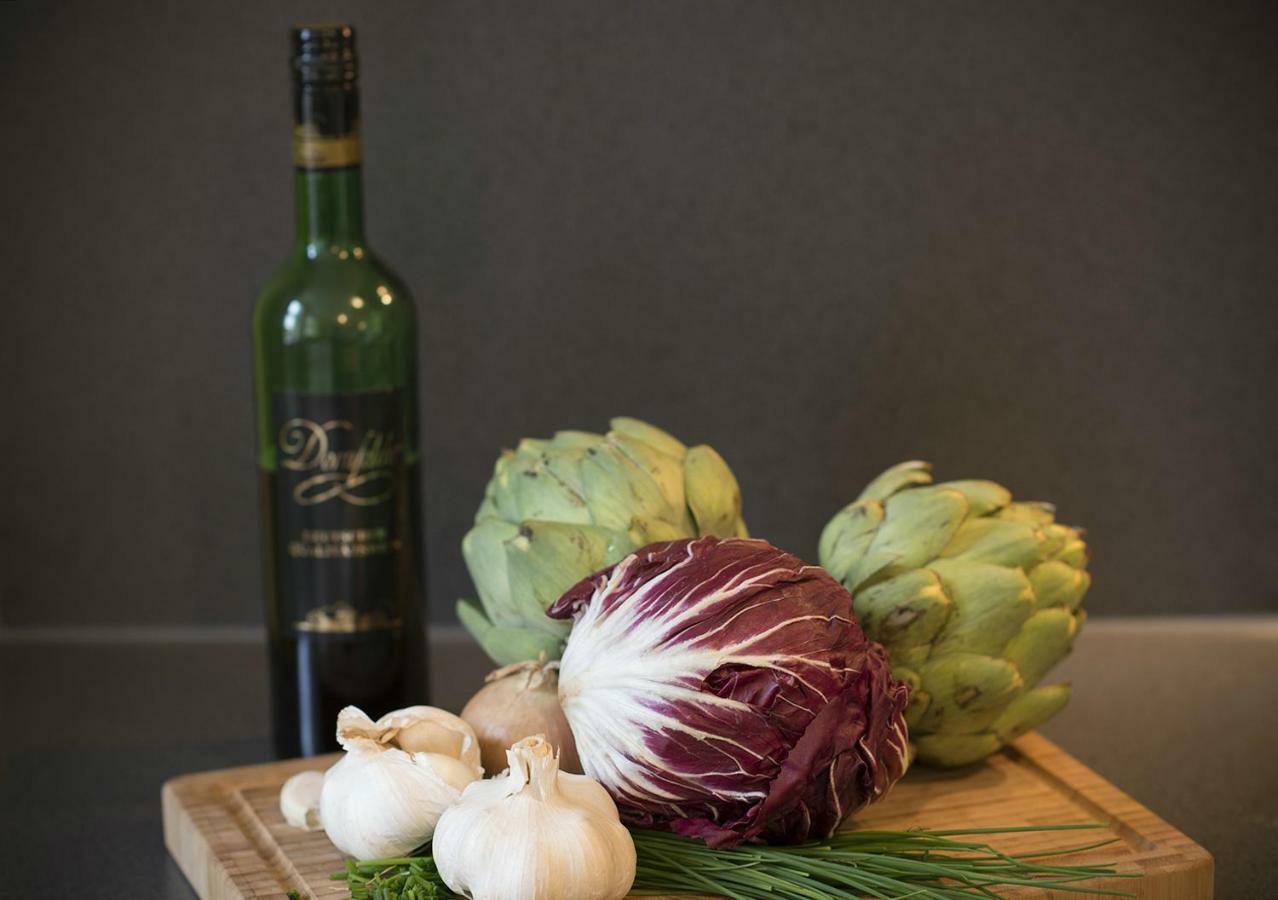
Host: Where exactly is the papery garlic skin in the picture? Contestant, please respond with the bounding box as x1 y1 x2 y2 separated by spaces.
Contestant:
320 705 482 860
337 705 483 771
433 735 635 900
279 770 324 831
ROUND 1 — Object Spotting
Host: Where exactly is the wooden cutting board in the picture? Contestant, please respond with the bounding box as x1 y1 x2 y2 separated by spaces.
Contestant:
162 732 1212 899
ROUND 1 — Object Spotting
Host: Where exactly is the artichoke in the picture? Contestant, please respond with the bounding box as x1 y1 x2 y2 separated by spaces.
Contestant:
458 417 748 666
818 461 1089 767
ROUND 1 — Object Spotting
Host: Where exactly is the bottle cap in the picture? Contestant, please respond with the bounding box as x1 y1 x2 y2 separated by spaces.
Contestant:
291 24 357 84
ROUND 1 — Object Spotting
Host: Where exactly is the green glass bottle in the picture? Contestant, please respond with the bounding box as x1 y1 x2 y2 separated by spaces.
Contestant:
253 24 426 759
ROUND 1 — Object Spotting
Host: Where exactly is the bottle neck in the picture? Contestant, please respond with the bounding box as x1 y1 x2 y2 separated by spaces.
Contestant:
291 74 364 253
295 166 365 251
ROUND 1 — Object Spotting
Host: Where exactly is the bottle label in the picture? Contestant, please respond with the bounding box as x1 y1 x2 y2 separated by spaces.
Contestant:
292 123 362 169
271 388 406 632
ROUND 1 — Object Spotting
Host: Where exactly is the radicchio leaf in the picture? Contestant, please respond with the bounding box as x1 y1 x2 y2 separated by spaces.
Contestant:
547 536 910 847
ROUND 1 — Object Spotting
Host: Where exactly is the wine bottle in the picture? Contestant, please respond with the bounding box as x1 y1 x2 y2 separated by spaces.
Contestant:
253 24 426 758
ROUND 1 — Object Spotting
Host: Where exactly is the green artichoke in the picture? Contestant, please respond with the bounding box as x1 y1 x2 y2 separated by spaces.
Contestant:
458 417 749 665
818 461 1089 767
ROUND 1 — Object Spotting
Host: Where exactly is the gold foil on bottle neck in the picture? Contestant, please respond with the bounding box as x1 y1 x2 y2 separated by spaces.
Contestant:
292 124 362 169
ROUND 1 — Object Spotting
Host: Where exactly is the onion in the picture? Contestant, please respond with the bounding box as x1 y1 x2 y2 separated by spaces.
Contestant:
460 660 581 775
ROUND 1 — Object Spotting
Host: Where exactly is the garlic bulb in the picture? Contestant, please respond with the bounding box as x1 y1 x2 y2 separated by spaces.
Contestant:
433 735 635 900
320 705 482 860
279 770 324 831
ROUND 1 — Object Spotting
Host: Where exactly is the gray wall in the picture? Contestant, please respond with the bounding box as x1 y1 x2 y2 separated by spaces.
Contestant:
2 1 1275 628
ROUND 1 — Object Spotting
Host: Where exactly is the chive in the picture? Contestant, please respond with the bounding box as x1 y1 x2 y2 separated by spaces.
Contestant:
330 824 1139 900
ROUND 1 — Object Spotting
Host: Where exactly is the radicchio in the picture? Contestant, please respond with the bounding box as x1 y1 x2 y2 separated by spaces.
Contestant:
547 536 910 847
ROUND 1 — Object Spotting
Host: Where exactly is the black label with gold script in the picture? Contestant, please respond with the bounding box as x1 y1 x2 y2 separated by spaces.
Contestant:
271 388 406 632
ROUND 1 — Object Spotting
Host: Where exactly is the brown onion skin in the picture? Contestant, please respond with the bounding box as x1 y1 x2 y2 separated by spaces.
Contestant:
460 662 581 776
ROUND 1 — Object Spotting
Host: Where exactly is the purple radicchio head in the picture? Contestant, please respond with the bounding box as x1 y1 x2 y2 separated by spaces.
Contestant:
546 536 910 847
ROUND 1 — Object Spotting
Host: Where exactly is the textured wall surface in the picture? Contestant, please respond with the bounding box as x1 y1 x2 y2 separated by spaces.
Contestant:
2 1 1275 626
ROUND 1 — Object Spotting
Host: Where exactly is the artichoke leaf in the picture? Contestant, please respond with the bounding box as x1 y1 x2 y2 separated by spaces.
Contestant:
510 457 592 525
992 683 1072 743
608 417 688 459
550 429 603 449
927 559 1037 657
488 452 523 523
997 501 1057 526
856 460 934 503
1037 522 1068 558
474 493 500 523
917 652 1024 735
892 644 932 669
1028 559 1091 610
684 444 744 537
818 499 884 585
1001 608 1079 687
914 732 1003 768
631 516 686 546
461 519 520 621
504 520 629 616
934 480 1011 516
538 445 589 498
455 598 493 647
610 431 691 528
513 436 553 460
579 442 673 531
1052 528 1089 567
940 517 1048 570
458 599 568 667
845 488 969 591
852 569 951 656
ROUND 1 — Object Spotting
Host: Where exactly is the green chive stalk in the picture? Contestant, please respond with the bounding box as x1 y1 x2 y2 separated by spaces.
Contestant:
333 824 1139 900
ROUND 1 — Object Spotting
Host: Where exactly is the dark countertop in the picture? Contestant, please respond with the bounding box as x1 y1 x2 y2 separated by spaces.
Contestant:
1 618 1274 898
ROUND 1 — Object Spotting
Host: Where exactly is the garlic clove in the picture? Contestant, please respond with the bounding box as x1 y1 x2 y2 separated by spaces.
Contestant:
336 704 483 774
396 715 467 756
415 751 485 793
321 706 485 861
321 746 476 860
555 769 622 822
279 770 324 831
395 718 466 759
